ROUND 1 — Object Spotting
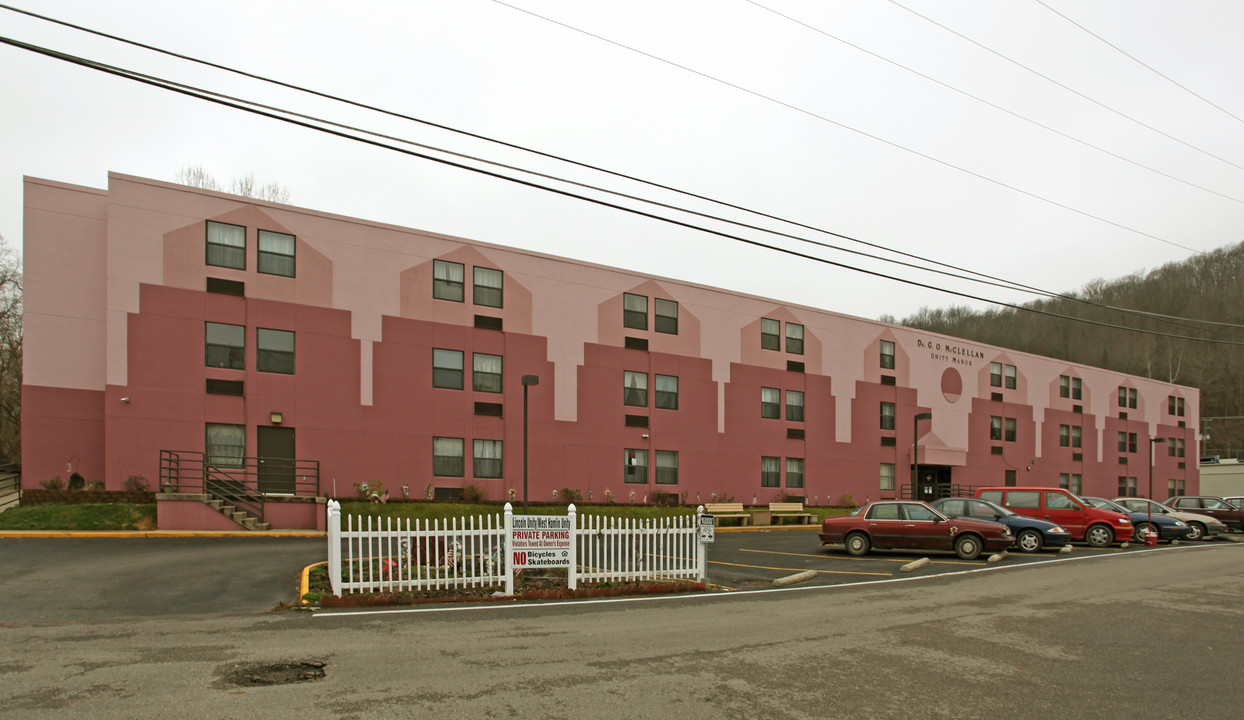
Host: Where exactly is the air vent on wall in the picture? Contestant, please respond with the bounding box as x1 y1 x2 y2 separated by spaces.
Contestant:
624 336 649 351
624 414 649 428
474 315 503 331
474 402 503 416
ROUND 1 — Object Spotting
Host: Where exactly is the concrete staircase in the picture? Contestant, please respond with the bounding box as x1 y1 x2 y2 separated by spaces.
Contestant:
204 497 270 531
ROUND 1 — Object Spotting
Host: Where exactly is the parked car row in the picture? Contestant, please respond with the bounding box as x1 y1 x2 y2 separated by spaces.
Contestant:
819 488 1241 560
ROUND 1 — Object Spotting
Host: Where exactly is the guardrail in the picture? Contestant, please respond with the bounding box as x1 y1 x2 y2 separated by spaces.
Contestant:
160 449 320 525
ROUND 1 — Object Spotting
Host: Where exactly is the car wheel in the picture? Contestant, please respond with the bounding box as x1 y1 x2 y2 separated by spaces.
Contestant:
1185 522 1205 541
1133 522 1155 543
1016 529 1043 553
1085 524 1114 548
954 534 982 560
845 532 871 557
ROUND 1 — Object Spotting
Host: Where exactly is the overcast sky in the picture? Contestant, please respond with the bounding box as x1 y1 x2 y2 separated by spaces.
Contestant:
2 0 1242 321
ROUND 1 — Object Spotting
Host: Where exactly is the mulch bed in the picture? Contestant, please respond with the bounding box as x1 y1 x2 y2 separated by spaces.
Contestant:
317 578 708 608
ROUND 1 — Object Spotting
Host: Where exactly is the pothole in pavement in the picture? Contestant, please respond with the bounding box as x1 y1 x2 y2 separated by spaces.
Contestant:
215 660 326 688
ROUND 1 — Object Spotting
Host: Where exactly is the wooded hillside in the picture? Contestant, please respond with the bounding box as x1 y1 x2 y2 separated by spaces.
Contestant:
896 242 1244 459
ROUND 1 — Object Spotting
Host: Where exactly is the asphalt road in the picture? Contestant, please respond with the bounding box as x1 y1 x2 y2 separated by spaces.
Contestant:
2 537 1242 718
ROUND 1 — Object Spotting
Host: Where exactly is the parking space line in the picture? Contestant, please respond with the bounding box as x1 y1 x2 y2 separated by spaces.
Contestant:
708 559 891 577
741 548 983 566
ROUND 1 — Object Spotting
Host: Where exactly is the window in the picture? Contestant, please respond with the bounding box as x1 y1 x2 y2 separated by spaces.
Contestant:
761 387 781 419
205 423 245 467
205 322 245 370
1004 470 1017 486
990 416 1003 441
1007 491 1039 508
473 353 502 393
1059 375 1070 398
1005 417 1016 442
1059 425 1070 447
1070 474 1082 494
473 439 503 478
654 374 678 410
1168 396 1185 416
433 437 464 477
1059 472 1070 489
1168 438 1185 458
1167 478 1184 496
655 450 678 485
1072 426 1082 448
868 503 901 520
1122 432 1137 453
624 371 647 407
623 293 647 330
786 458 804 488
624 449 648 484
786 323 804 355
654 298 678 334
880 463 895 491
1004 364 1017 389
206 221 245 269
256 328 295 374
761 318 780 350
433 260 465 302
905 504 937 522
1045 491 1076 509
880 340 895 370
257 230 295 277
990 362 1002 387
1117 476 1138 496
433 349 464 389
786 390 804 422
1072 377 1082 400
473 267 503 308
1118 386 1137 409
761 456 781 487
880 402 896 430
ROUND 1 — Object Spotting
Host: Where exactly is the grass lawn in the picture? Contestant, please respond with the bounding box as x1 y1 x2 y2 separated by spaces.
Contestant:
0 503 158 531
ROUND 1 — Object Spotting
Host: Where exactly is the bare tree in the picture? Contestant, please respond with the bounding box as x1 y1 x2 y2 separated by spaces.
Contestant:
0 236 21 463
175 166 290 203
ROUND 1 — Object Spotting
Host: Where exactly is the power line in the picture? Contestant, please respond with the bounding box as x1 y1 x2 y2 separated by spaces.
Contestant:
1 1 1235 337
1035 0 1244 128
488 0 1205 255
747 0 1244 207
4 34 1244 347
888 0 1244 176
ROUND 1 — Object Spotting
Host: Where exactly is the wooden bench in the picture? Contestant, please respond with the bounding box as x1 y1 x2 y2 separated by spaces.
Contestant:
704 502 751 526
768 502 815 525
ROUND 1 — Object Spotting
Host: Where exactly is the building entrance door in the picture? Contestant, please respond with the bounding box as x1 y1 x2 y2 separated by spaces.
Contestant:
912 465 954 501
257 426 295 494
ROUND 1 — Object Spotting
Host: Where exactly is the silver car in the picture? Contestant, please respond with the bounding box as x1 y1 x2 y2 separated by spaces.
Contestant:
1112 497 1227 541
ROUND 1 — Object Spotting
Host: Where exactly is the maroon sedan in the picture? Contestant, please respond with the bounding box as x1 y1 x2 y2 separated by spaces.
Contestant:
819 501 1013 560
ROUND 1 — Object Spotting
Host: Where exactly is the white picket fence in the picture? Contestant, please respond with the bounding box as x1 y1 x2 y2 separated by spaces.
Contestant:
326 501 707 597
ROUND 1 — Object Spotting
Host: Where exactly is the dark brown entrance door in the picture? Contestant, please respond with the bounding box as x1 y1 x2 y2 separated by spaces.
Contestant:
257 426 296 494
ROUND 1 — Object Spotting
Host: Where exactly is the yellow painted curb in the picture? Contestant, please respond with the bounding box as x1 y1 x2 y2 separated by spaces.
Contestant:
301 561 327 604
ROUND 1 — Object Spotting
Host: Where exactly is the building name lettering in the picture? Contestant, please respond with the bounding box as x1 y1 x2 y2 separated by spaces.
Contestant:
915 338 983 367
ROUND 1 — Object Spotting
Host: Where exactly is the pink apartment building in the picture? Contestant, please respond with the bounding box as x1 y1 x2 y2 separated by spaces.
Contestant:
21 173 1199 529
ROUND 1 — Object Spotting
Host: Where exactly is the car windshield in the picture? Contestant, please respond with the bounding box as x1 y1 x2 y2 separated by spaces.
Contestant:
1087 497 1127 513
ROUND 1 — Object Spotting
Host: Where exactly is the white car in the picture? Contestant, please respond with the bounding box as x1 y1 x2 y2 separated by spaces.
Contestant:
1112 498 1227 541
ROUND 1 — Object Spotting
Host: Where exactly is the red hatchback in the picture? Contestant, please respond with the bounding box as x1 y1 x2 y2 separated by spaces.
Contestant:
819 500 1013 560
975 487 1133 547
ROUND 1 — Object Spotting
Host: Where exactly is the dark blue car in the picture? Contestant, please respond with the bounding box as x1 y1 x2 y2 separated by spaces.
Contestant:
1082 497 1192 542
931 497 1072 552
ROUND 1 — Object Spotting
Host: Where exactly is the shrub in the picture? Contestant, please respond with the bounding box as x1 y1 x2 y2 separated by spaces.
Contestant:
123 475 149 492
40 476 65 490
460 482 487 502
85 479 106 491
560 488 583 503
840 493 857 509
68 472 85 490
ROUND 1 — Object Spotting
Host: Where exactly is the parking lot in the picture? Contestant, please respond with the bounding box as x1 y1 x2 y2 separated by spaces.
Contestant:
701 526 1238 590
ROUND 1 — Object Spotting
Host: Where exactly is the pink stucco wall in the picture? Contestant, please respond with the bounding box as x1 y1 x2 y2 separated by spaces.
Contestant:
22 172 1200 513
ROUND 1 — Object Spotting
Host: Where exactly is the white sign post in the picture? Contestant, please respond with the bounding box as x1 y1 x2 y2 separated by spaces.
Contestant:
699 513 715 544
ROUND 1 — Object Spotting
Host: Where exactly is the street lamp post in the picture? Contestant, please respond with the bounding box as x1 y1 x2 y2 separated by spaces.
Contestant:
522 374 540 515
1147 437 1166 545
913 412 933 500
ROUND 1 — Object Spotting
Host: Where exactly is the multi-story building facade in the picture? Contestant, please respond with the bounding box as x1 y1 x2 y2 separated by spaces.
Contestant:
21 173 1198 527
